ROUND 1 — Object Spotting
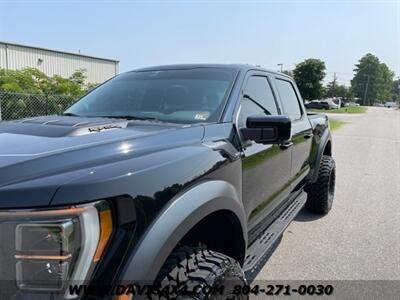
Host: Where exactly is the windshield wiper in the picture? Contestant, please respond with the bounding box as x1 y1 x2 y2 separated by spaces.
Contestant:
99 115 159 121
243 94 272 115
62 113 160 121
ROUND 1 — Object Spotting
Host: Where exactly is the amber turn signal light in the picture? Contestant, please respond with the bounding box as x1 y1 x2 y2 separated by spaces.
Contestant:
93 209 113 262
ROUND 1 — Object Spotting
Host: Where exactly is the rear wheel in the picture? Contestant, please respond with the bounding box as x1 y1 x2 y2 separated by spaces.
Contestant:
305 155 336 214
154 246 247 299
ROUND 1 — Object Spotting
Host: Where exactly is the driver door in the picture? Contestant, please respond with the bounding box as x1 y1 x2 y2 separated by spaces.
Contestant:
237 73 292 242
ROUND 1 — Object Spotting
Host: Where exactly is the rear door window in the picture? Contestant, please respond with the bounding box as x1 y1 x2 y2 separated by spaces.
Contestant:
275 79 302 120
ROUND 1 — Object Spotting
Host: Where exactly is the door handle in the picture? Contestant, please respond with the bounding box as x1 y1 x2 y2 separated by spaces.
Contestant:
304 133 313 139
279 141 293 150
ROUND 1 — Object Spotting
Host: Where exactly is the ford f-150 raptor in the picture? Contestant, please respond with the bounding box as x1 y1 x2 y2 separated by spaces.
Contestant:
0 64 335 300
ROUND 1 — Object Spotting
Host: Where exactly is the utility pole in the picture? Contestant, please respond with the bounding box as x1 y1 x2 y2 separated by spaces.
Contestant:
363 74 370 106
398 77 400 105
361 64 371 106
277 63 283 72
332 72 337 97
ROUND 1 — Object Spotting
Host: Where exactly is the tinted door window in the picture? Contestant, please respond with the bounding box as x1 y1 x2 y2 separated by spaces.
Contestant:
238 76 278 128
275 79 302 120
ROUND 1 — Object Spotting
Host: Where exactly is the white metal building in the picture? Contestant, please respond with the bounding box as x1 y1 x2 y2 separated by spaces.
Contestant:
0 41 119 83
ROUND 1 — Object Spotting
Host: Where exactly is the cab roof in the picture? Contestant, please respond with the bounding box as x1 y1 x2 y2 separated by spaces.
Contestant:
132 63 292 79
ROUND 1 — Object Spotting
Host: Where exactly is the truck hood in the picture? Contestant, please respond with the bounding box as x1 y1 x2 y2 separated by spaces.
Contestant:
0 116 205 208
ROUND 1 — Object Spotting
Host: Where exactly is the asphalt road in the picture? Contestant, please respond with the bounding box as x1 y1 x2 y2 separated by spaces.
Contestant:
254 107 400 282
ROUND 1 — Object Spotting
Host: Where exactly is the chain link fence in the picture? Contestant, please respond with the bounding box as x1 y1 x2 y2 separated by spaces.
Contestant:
0 91 78 121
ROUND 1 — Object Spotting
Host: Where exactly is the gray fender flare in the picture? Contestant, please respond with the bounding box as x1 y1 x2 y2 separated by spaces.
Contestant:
120 180 247 282
310 129 332 183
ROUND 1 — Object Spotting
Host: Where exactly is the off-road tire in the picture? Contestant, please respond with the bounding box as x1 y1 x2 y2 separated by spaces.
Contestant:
305 155 336 214
154 246 247 300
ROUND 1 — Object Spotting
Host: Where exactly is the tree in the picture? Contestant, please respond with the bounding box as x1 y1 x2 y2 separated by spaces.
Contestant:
324 76 352 99
324 73 338 98
281 70 293 77
0 67 93 96
392 78 400 102
325 83 349 99
345 86 355 99
351 53 394 105
0 68 51 93
293 59 326 100
49 70 88 96
0 68 97 120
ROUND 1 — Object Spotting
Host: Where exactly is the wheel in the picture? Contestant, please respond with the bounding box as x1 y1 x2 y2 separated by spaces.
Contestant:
305 155 336 214
154 246 247 299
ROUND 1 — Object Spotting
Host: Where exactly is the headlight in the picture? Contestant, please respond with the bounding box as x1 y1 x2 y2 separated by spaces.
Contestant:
0 201 113 298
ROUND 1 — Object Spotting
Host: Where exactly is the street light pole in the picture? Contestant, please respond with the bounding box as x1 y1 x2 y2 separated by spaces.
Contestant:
363 74 370 106
277 63 283 72
332 72 337 98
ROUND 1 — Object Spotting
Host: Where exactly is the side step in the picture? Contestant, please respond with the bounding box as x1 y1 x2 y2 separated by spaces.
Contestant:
243 191 307 277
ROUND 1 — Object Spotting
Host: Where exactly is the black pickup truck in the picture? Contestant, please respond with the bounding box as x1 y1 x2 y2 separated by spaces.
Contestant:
0 64 335 300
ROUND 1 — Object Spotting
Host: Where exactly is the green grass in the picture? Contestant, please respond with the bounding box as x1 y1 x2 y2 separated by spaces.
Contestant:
307 106 368 114
329 119 346 131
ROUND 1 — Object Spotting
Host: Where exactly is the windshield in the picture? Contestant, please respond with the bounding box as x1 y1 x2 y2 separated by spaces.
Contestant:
65 68 237 124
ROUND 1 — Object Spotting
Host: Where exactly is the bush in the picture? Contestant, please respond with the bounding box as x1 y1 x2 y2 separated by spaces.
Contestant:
0 68 97 120
0 67 96 96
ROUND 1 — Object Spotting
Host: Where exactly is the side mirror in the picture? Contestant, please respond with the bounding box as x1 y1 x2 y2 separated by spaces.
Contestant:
240 115 291 144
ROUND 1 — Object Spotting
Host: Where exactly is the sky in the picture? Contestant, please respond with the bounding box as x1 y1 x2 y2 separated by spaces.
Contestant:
0 0 399 85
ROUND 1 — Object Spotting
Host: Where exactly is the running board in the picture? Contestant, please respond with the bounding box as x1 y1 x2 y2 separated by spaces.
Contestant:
243 191 307 277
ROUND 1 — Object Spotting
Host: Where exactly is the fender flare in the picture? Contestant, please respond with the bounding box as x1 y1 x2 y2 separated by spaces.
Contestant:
310 129 332 183
120 180 247 282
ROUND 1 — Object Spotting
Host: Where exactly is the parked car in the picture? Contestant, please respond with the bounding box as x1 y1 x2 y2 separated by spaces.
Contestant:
344 102 360 107
321 98 341 109
0 64 336 299
384 102 398 108
305 100 330 109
